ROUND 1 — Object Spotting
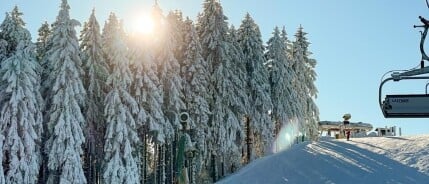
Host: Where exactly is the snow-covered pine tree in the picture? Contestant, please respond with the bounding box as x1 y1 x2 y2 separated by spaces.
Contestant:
38 21 53 98
79 9 108 184
152 2 184 130
101 13 120 72
130 39 165 184
226 24 249 169
197 2 229 180
281 26 292 54
265 27 299 140
150 1 165 50
151 3 185 183
102 13 140 184
0 6 30 61
237 13 273 159
181 18 211 182
291 26 319 140
36 21 52 184
42 0 87 183
166 11 186 66
0 24 43 184
37 32 50 184
280 26 302 121
197 0 225 74
36 21 51 62
198 0 248 180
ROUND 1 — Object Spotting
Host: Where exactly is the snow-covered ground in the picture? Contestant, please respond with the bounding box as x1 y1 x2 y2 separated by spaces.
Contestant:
218 135 429 184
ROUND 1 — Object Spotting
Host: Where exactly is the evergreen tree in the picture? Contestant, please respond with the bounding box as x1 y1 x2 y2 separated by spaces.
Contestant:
237 13 273 158
37 20 52 184
38 21 53 99
152 4 185 183
42 0 87 183
102 13 140 184
36 21 51 62
281 26 291 54
280 26 302 120
157 14 185 139
181 18 211 180
130 39 166 141
226 24 249 168
130 40 165 184
266 27 299 140
151 3 184 138
198 0 226 74
198 0 248 180
101 13 120 72
150 0 165 49
291 26 319 140
0 36 43 184
79 9 108 183
166 10 186 66
0 7 30 60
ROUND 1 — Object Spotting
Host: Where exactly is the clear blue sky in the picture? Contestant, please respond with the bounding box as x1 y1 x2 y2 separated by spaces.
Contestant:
1 0 429 135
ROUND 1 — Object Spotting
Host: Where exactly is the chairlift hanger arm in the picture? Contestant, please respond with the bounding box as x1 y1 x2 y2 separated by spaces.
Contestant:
414 16 429 62
392 16 429 79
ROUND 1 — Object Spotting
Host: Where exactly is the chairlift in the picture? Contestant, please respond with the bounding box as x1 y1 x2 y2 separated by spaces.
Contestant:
379 13 429 118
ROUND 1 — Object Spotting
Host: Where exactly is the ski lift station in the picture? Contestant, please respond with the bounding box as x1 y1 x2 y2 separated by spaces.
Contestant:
318 121 373 138
318 121 404 138
319 121 373 137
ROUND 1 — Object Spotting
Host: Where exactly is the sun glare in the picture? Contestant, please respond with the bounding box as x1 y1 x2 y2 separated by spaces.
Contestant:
272 119 299 153
132 15 154 35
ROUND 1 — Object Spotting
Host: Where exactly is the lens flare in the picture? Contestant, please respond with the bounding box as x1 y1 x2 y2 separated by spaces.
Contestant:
272 119 299 153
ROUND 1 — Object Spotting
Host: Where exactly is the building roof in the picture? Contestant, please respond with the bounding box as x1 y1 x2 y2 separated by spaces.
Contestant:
318 121 373 131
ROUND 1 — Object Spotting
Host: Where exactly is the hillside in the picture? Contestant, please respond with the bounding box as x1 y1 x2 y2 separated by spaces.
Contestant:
218 135 429 184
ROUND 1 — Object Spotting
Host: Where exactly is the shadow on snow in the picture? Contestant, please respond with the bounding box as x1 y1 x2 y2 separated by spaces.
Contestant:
218 140 429 184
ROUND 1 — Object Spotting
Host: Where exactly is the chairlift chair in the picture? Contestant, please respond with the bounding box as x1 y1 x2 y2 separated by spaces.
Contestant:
379 12 429 118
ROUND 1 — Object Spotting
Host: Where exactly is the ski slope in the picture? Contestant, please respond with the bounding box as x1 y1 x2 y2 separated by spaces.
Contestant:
218 135 429 184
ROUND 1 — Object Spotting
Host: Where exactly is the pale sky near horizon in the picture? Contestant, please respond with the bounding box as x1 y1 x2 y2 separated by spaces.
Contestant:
1 0 429 136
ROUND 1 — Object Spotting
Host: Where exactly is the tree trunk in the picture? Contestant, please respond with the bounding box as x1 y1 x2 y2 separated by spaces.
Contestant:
165 142 173 184
211 153 217 182
245 117 252 164
141 133 148 184
38 133 49 184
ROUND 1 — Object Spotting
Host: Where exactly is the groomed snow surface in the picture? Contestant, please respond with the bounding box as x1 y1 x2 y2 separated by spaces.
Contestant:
218 135 429 184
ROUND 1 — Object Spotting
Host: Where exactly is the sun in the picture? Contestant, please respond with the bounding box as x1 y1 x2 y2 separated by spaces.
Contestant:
132 15 154 35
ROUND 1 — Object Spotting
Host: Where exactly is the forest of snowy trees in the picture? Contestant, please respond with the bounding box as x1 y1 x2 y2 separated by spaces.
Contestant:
0 0 318 183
